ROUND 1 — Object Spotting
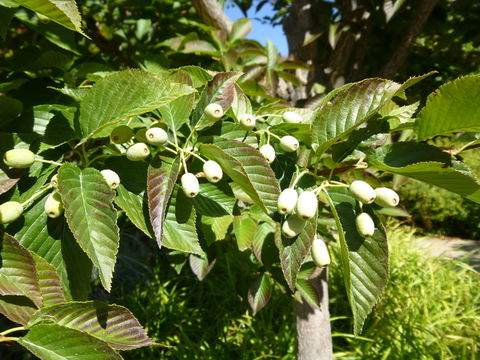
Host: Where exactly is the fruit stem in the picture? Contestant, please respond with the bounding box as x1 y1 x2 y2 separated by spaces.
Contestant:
164 146 178 156
180 152 188 173
35 158 63 166
0 326 25 336
0 336 19 343
168 140 206 163
291 169 310 188
21 184 53 207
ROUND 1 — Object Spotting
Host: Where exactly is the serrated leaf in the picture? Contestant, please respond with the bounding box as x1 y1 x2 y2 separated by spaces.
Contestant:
78 70 195 141
0 167 23 195
12 0 85 35
58 163 119 292
115 185 153 238
183 40 218 55
311 78 401 154
191 72 242 129
233 215 257 251
29 301 154 350
12 195 92 301
229 84 253 122
200 139 280 214
191 181 235 216
368 142 480 203
200 215 233 243
275 216 317 292
229 18 252 42
18 324 123 360
325 188 389 334
189 254 216 281
415 75 480 139
31 253 66 306
163 187 204 255
172 66 212 88
0 295 36 325
252 222 276 265
0 234 42 307
247 274 273 316
147 157 181 248
296 278 320 307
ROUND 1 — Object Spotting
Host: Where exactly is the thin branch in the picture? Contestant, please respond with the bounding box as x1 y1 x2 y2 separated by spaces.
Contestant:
192 0 233 34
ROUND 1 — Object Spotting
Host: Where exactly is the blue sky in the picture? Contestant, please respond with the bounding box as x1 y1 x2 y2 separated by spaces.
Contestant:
224 1 289 55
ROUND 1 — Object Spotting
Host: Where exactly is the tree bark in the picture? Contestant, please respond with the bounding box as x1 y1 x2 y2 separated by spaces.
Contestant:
380 0 439 78
192 0 233 34
294 268 333 360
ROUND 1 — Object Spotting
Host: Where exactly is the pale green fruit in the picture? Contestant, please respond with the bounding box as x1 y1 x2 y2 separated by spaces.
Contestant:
374 187 400 207
280 136 299 152
349 180 376 204
0 201 23 224
44 192 64 218
110 125 133 144
296 191 318 220
145 127 168 146
311 236 330 267
282 111 302 124
101 169 121 189
282 214 306 238
204 103 224 120
126 143 150 161
3 149 35 168
259 144 276 163
239 114 256 129
355 212 375 237
181 172 200 198
50 174 58 188
277 188 298 214
203 160 223 183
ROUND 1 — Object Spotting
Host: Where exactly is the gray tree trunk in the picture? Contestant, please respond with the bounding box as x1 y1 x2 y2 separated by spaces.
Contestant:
294 268 333 360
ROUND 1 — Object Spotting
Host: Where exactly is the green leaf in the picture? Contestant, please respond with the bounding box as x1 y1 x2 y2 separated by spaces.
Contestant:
13 0 85 35
191 181 235 217
325 188 389 335
0 6 15 39
415 75 480 139
158 72 195 131
0 167 22 195
200 139 280 214
31 253 66 306
58 163 119 292
233 215 257 251
229 84 253 122
78 70 195 141
189 254 216 281
115 185 153 238
247 274 273 316
368 142 480 203
200 215 233 243
252 222 276 265
191 72 242 129
0 295 36 325
29 301 154 350
12 195 92 301
229 18 252 42
311 78 401 154
172 66 212 88
296 278 320 307
275 216 317 292
183 40 218 55
19 324 123 360
163 187 204 255
147 157 181 248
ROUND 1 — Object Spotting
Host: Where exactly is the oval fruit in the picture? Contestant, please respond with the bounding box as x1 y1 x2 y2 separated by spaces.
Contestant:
101 169 121 189
277 188 298 214
282 111 302 124
280 136 299 152
204 103 224 120
145 127 168 146
349 180 376 204
282 214 306 238
311 236 330 267
126 143 150 161
44 192 64 218
355 212 375 237
3 149 35 168
239 114 256 129
259 144 276 164
203 160 223 183
110 125 133 144
0 201 23 224
374 187 400 207
181 172 200 198
296 191 318 220
50 174 58 188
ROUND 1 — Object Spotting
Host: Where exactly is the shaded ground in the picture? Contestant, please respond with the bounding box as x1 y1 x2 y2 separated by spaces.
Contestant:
416 236 480 269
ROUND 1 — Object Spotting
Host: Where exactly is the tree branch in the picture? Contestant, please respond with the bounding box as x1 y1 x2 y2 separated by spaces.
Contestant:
380 0 439 78
192 0 233 34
